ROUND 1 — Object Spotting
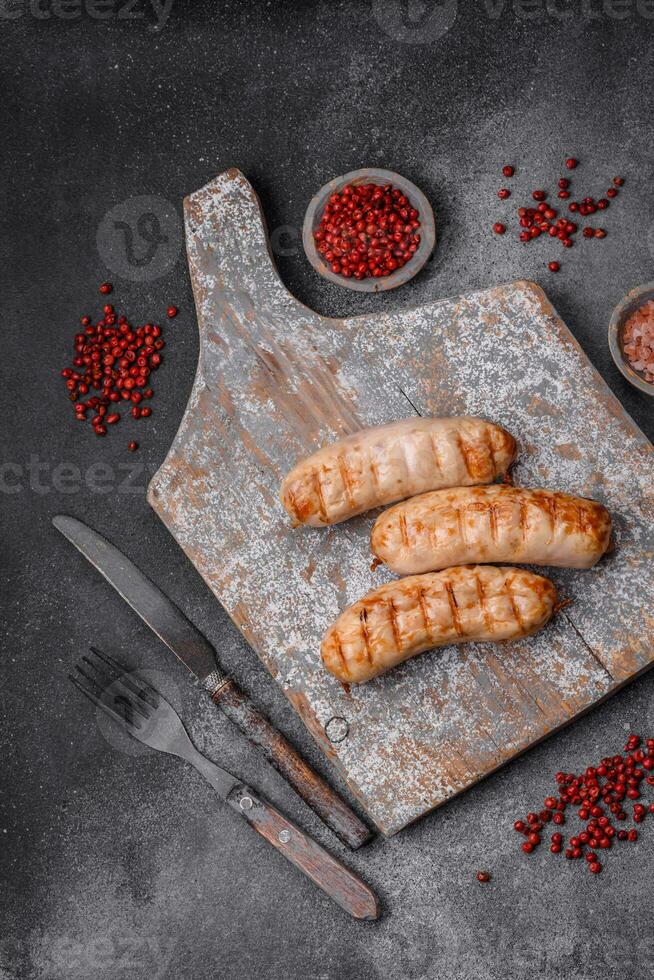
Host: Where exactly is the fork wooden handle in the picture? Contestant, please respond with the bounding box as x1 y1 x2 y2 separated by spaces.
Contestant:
225 783 380 920
211 678 372 850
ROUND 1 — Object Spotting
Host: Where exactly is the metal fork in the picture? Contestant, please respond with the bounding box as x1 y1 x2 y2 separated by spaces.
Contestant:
69 648 380 920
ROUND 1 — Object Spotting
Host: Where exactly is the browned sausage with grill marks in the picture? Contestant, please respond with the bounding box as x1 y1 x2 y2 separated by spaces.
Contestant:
371 485 612 575
280 417 516 527
321 565 557 684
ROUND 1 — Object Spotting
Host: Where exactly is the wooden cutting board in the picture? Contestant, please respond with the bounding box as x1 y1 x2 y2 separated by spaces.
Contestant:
148 169 654 836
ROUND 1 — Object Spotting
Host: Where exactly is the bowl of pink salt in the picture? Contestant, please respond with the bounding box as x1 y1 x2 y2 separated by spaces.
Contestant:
609 283 654 396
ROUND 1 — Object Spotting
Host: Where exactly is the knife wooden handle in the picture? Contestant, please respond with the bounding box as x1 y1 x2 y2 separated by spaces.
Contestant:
211 679 372 850
226 783 380 920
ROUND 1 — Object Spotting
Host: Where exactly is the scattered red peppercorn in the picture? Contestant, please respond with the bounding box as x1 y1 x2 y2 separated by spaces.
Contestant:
548 261 560 272
476 870 491 883
613 176 624 186
99 282 113 294
128 440 138 452
167 305 178 318
498 189 511 200
514 734 654 878
493 157 625 265
61 291 164 446
502 165 514 177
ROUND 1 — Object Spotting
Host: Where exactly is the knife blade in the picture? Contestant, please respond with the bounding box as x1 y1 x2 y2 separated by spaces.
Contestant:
53 514 372 850
53 515 226 690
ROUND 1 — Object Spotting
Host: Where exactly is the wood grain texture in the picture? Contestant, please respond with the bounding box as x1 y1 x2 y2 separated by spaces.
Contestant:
226 784 380 920
148 169 654 836
212 679 371 848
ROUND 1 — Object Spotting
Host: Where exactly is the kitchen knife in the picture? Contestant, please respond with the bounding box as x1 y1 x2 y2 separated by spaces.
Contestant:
53 514 372 850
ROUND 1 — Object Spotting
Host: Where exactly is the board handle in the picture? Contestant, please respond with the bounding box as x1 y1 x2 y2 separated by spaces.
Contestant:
226 783 380 920
211 679 372 850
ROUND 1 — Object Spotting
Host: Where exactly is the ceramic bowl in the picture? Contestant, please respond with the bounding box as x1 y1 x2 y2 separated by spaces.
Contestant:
302 168 436 292
608 282 654 397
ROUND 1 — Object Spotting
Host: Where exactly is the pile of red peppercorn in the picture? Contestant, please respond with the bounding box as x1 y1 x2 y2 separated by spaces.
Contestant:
492 159 624 273
60 283 177 451
513 733 654 875
313 182 421 280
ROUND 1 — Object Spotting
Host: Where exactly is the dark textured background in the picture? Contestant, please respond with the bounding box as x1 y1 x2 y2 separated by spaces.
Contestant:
2 2 654 978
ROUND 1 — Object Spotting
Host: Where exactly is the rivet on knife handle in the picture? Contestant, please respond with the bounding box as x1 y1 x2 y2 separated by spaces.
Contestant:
226 784 380 921
210 677 372 850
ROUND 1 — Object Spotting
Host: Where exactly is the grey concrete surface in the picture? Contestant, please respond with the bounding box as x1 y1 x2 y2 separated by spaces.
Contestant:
2 2 654 979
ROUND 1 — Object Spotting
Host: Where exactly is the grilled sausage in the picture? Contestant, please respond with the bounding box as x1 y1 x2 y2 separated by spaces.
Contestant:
371 485 612 576
321 565 557 684
280 417 516 527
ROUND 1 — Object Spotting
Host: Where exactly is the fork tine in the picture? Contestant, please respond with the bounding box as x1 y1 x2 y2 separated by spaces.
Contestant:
72 659 144 729
115 672 158 712
75 659 140 720
110 682 151 720
75 661 107 693
79 662 150 722
89 647 159 709
132 675 160 708
89 645 124 676
68 672 138 731
85 648 149 714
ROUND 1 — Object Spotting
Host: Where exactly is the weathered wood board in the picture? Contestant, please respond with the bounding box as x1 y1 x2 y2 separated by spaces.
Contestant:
148 169 654 836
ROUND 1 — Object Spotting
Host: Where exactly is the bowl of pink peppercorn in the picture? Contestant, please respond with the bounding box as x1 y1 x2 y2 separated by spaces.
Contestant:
303 168 436 292
609 282 654 397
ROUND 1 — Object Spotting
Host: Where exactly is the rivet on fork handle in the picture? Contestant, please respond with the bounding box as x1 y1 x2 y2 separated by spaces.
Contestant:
226 785 380 921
